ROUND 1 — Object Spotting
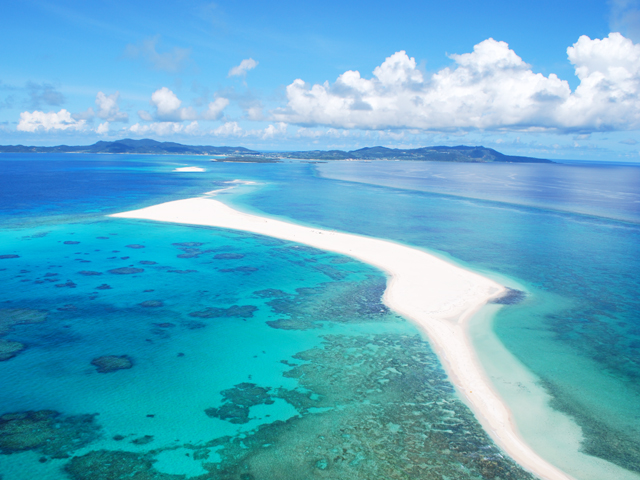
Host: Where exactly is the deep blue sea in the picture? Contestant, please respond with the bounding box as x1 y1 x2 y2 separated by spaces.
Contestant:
0 154 639 480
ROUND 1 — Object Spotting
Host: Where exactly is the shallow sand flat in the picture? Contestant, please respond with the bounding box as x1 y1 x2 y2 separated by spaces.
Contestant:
112 196 573 480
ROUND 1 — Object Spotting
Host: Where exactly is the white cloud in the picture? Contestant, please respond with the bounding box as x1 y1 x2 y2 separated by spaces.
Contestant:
124 35 191 73
140 87 227 122
260 122 287 139
229 58 258 77
272 33 640 134
129 121 198 136
202 97 229 120
95 91 128 122
96 122 109 134
17 109 86 132
147 87 197 121
213 121 243 136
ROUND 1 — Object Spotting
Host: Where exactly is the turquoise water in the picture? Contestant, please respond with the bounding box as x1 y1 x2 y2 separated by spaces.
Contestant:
0 155 535 479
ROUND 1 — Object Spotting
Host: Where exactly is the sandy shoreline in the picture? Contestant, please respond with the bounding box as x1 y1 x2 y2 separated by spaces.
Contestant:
111 196 573 480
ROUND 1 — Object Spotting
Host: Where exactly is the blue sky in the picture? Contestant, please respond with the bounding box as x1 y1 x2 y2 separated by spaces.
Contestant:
2 0 640 160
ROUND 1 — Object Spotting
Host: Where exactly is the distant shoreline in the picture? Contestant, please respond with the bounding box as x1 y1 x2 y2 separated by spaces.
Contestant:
111 194 572 480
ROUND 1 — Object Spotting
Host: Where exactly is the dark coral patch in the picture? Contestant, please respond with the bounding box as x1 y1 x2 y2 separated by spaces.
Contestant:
214 253 245 260
189 305 257 319
0 340 25 361
95 284 112 290
130 435 153 445
220 266 259 274
139 261 157 265
96 237 109 240
0 309 48 335
0 254 19 259
63 241 80 245
253 289 289 298
0 410 100 457
91 355 133 373
108 267 144 275
55 280 77 288
167 269 197 274
490 288 527 305
172 242 205 247
205 383 274 424
125 244 145 249
266 319 321 330
78 271 102 276
65 450 162 480
139 300 163 308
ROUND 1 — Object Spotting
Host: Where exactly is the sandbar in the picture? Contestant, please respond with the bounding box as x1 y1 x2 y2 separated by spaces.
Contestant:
172 166 205 172
111 196 573 480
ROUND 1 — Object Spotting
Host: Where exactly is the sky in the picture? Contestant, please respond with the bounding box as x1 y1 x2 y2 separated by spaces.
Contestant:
2 0 640 160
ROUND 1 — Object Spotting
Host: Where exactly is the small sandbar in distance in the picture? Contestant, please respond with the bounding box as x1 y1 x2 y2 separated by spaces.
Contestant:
172 166 205 172
111 196 573 480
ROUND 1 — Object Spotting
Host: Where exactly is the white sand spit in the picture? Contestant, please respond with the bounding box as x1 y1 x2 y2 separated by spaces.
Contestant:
111 196 573 480
173 166 205 172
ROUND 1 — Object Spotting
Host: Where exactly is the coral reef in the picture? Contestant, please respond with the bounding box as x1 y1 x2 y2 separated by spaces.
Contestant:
108 267 144 274
91 355 133 373
189 305 257 319
0 339 25 361
0 410 100 458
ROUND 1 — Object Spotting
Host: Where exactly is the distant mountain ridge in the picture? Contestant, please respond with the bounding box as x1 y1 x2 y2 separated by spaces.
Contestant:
273 145 552 163
0 138 257 156
0 139 553 163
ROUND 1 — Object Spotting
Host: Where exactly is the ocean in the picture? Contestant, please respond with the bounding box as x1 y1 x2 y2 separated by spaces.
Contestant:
0 153 638 479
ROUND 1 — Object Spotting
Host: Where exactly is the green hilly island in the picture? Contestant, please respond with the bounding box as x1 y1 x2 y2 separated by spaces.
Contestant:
0 139 553 163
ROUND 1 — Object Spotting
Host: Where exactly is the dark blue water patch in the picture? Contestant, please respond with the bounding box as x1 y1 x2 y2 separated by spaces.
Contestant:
0 154 220 227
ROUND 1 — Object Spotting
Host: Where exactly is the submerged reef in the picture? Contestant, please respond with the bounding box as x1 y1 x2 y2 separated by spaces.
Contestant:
214 253 245 260
91 355 133 373
0 410 100 459
108 267 144 274
189 305 257 319
0 339 25 361
490 288 526 305
265 277 392 330
0 308 47 361
65 450 177 480
0 309 48 335
205 383 275 424
190 334 536 479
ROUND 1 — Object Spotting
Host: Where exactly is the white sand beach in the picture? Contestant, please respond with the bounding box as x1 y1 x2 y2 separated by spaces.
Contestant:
111 196 573 480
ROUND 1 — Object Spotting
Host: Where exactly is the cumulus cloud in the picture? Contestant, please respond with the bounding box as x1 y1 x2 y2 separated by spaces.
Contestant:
95 91 128 122
149 87 197 121
17 109 86 132
261 122 287 139
139 87 228 122
203 97 229 120
213 121 243 136
25 82 65 109
272 33 640 134
229 58 258 77
96 122 109 134
124 35 191 73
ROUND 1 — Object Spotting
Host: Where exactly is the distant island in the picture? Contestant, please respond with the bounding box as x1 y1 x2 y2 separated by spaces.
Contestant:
0 138 553 163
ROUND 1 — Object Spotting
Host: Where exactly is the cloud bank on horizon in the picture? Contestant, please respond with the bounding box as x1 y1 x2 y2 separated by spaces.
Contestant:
10 31 640 156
